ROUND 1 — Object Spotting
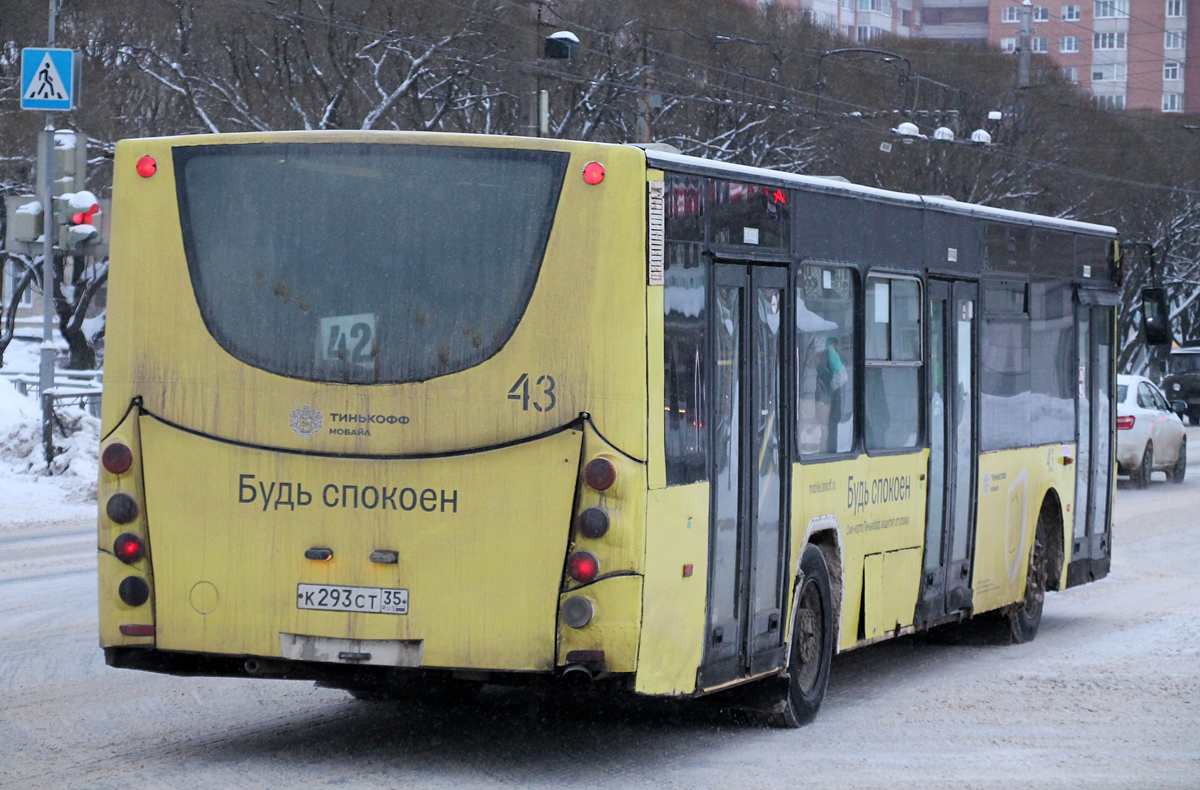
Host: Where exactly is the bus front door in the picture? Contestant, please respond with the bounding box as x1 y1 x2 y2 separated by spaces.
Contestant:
917 279 978 624
1069 303 1114 585
699 263 790 688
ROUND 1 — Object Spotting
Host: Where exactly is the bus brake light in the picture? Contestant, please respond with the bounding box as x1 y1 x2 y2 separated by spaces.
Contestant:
1117 415 1135 430
567 550 600 582
113 532 146 564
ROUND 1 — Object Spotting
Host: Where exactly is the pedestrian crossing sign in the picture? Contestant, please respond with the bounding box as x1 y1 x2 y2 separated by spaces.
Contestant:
21 48 80 111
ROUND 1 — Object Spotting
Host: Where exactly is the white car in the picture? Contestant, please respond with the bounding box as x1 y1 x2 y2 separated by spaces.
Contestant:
1116 374 1187 488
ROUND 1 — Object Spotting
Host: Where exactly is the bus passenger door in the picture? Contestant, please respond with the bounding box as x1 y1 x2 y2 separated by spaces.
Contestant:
700 263 790 688
917 279 978 624
1069 303 1114 585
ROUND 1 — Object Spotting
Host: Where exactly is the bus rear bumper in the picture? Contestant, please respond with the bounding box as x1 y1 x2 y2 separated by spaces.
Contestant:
103 645 635 693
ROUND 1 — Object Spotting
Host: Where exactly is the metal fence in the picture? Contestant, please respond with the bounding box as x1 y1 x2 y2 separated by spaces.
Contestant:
1 369 102 417
2 372 103 466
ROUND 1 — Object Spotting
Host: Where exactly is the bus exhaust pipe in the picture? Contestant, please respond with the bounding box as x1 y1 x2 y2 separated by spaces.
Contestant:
561 664 596 683
244 658 292 676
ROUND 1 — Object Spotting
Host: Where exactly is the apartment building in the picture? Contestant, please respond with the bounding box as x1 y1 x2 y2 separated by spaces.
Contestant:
988 0 1193 111
750 0 1197 111
752 0 919 42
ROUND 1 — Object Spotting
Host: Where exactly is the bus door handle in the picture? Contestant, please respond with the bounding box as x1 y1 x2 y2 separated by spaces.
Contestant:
713 626 724 644
768 613 780 632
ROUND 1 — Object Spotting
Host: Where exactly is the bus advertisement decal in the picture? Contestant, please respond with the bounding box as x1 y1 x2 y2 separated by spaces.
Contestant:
238 474 459 513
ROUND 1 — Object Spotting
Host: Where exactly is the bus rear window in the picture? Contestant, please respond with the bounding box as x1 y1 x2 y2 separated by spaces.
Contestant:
175 143 568 384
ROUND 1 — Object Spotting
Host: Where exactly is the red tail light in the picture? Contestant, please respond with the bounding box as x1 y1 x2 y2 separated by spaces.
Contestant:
113 532 146 564
1117 415 1135 430
584 457 616 491
102 442 133 474
567 550 600 583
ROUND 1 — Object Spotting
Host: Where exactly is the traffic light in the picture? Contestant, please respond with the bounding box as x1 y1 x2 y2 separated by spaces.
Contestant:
3 129 108 258
53 190 106 254
53 129 87 196
4 197 43 256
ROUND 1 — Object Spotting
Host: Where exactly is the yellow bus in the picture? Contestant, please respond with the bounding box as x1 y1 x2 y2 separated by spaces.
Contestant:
97 132 1119 726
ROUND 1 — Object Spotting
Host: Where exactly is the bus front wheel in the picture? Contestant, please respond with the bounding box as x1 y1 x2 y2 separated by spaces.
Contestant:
772 545 834 728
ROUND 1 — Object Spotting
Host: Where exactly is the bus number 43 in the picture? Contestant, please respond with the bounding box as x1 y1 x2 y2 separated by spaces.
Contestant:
508 373 556 412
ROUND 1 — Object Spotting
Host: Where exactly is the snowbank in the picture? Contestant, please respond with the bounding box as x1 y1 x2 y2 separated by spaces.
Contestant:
0 378 99 529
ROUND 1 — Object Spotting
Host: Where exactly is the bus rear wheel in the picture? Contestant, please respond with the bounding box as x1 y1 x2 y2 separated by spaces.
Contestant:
771 545 834 728
1005 513 1049 644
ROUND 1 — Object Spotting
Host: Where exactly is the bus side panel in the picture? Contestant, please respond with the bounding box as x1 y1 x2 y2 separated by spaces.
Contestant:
634 483 710 695
138 417 582 671
972 445 1074 614
790 451 928 652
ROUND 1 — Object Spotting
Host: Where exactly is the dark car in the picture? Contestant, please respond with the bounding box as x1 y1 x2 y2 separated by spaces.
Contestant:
1161 347 1200 425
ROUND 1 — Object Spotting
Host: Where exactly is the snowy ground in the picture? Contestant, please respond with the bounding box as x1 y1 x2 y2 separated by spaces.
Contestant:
0 339 100 585
0 350 1197 787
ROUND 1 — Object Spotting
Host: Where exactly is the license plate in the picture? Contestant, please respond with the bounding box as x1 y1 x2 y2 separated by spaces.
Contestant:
296 584 408 615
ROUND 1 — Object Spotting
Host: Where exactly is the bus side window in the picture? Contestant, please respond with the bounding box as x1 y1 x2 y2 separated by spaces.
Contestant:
864 276 922 452
664 241 708 485
980 281 1032 450
796 265 857 456
1030 280 1075 445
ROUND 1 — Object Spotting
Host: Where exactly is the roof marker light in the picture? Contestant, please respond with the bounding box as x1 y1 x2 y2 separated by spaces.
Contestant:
136 156 157 178
582 162 605 185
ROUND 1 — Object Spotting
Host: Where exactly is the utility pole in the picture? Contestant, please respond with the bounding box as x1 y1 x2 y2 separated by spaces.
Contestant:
525 1 542 137
1018 0 1032 88
39 0 57 403
635 32 656 144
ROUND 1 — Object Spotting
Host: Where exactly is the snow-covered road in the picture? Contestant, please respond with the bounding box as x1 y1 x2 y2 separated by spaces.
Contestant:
1 445 1198 788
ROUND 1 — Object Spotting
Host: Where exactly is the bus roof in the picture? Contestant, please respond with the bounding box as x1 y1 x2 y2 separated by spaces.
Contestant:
641 148 1118 238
